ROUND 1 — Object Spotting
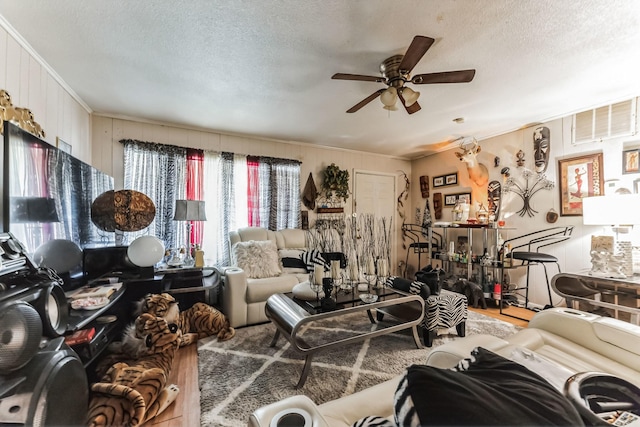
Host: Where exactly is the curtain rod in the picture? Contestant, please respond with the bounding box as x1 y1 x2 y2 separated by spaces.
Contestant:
120 139 300 164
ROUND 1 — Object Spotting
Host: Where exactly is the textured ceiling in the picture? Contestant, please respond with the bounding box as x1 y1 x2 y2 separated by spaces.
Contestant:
1 0 640 158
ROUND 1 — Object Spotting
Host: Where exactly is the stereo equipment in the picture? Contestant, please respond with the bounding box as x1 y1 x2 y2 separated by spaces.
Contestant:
0 337 88 426
83 245 140 280
0 233 87 426
0 301 42 373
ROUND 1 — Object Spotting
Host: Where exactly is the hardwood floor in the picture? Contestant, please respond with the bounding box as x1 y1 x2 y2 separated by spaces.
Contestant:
142 344 200 427
468 303 533 328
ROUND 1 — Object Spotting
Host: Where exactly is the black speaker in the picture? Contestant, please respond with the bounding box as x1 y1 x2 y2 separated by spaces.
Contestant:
0 281 69 340
0 337 88 426
82 246 139 280
0 301 42 373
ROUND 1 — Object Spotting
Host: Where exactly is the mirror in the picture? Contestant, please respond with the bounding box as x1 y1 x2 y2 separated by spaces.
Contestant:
3 122 116 256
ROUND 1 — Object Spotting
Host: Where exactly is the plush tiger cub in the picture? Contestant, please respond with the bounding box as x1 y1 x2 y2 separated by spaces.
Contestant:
141 293 235 345
105 293 182 361
87 313 181 427
179 301 236 344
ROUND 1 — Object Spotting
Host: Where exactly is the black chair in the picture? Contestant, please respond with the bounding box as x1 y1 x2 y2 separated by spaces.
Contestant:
502 226 573 315
401 224 442 277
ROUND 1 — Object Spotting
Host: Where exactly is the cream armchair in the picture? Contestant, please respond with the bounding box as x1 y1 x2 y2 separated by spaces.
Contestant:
222 227 309 328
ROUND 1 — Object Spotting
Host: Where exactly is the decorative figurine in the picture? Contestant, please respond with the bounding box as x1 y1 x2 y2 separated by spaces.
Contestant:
487 180 501 221
533 126 550 173
516 150 525 167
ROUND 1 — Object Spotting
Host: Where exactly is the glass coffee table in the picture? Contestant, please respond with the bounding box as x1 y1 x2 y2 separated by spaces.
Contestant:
264 286 425 388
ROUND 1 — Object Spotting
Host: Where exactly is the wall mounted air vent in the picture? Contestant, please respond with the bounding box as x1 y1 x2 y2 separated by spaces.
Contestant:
572 98 637 145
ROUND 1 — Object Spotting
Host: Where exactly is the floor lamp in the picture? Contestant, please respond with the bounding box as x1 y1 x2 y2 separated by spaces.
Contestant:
173 200 207 267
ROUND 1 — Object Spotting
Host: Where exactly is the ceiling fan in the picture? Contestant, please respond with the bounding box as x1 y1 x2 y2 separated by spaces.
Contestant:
332 35 476 114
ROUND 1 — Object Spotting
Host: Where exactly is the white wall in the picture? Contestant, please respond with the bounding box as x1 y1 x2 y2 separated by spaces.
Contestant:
0 21 92 162
410 114 640 307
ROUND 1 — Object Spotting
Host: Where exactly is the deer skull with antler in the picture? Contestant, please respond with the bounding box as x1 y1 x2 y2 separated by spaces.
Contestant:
455 139 489 188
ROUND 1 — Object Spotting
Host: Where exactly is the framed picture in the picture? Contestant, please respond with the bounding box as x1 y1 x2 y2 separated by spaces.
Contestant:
558 153 604 216
444 192 471 206
433 172 458 188
56 136 72 155
634 178 640 194
445 172 458 185
623 148 640 174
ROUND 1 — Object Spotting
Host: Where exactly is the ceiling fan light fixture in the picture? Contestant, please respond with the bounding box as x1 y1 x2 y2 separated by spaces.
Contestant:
401 87 420 107
380 87 398 110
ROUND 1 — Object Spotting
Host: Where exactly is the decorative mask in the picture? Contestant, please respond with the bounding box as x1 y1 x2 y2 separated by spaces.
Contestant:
533 126 550 173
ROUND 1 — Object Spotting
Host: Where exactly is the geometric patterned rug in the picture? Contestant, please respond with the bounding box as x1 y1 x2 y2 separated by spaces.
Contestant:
198 310 522 426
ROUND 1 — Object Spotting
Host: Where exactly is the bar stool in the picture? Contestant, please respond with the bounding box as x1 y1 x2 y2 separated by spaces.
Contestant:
402 224 442 277
502 226 573 316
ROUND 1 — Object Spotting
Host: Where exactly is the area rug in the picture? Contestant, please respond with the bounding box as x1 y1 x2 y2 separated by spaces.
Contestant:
197 310 521 427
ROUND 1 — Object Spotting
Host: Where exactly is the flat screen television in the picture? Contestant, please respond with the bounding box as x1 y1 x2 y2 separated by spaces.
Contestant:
2 121 116 263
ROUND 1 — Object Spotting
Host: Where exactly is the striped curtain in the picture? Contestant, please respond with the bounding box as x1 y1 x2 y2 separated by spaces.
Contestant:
123 142 300 267
186 149 204 246
123 139 186 247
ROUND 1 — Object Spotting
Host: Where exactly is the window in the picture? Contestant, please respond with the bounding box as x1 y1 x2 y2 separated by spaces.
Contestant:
122 139 300 267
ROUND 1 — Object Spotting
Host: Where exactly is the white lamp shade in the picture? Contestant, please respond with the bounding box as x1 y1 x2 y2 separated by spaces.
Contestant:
127 236 165 267
33 239 82 273
380 87 398 110
401 87 420 106
583 194 640 226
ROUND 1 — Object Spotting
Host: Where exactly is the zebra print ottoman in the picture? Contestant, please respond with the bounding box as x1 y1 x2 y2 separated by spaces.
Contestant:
423 289 467 347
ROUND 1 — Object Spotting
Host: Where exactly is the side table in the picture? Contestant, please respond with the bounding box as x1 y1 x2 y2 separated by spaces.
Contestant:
551 272 640 325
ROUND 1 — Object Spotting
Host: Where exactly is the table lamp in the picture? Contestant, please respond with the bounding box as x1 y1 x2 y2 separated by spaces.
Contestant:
583 194 640 277
173 200 207 267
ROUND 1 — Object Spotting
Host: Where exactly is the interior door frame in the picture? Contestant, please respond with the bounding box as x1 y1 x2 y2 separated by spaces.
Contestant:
352 169 399 274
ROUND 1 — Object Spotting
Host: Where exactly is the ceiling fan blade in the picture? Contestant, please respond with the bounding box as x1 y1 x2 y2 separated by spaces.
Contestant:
405 100 421 114
398 91 421 114
346 89 386 113
398 35 435 74
332 73 385 83
411 69 476 84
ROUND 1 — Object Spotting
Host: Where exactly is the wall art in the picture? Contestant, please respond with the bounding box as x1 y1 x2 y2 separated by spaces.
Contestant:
433 172 458 188
623 148 639 174
558 153 604 216
444 192 471 207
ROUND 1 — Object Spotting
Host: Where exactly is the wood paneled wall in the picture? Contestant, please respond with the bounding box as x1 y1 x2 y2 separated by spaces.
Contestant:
0 22 92 163
91 115 412 267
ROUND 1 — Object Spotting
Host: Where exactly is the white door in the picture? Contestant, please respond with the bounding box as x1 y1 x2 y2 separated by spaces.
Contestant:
353 171 398 274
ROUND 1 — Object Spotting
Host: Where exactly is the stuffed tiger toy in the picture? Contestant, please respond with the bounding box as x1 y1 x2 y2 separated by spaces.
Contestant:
141 293 235 345
87 313 181 427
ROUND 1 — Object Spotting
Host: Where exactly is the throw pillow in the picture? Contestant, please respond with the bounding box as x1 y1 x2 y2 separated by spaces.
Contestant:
351 415 396 427
232 240 282 279
385 276 430 300
414 266 443 295
301 249 328 271
278 249 308 274
393 347 585 426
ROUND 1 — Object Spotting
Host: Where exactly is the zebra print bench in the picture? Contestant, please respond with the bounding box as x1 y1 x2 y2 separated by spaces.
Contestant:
423 289 467 346
383 277 468 347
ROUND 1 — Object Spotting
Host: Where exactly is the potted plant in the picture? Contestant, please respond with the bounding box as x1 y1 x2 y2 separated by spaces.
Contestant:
322 163 350 202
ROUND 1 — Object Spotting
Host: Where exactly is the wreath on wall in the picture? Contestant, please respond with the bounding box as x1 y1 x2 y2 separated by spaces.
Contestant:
321 163 350 201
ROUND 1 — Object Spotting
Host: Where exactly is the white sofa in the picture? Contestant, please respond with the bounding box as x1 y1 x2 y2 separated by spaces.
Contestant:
249 307 640 426
222 227 309 328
